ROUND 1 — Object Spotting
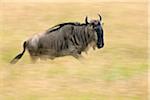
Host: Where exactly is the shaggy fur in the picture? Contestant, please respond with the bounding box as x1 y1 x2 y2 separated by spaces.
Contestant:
10 15 104 64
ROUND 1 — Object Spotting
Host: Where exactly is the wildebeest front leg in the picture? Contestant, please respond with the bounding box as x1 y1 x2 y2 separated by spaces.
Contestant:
71 53 79 58
71 49 83 59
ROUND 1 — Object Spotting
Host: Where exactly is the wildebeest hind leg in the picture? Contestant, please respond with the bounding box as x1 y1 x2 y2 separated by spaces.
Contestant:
30 55 39 63
28 49 39 63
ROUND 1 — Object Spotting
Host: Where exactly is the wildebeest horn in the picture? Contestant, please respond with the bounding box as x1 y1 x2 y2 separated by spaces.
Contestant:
85 16 89 24
98 14 102 21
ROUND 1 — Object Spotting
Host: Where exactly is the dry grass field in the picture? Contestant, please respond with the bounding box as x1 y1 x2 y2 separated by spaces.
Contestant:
0 1 148 100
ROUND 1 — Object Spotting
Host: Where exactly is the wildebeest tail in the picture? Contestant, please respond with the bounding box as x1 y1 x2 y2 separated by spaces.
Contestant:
10 41 27 64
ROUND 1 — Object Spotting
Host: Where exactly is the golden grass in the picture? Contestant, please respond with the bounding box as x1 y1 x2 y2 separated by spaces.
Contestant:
0 1 148 100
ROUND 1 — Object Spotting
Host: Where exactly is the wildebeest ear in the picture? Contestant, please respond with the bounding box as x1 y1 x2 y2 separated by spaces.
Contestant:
85 16 89 24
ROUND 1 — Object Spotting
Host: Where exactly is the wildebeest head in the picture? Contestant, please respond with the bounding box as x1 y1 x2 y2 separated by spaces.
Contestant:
85 14 104 49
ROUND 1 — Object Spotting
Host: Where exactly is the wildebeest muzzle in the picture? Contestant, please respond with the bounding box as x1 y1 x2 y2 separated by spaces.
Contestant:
95 25 104 49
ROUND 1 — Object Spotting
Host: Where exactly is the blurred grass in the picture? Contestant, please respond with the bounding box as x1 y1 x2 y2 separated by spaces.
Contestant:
0 1 148 100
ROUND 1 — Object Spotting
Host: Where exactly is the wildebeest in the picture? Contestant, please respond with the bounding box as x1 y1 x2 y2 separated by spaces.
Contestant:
10 14 104 64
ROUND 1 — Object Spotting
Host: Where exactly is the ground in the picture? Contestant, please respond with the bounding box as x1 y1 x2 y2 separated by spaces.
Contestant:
0 0 148 100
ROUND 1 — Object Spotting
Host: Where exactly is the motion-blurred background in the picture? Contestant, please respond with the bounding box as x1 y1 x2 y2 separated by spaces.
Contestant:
0 0 148 100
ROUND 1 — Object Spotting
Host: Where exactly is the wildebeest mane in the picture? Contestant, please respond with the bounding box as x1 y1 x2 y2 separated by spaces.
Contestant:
46 22 87 33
